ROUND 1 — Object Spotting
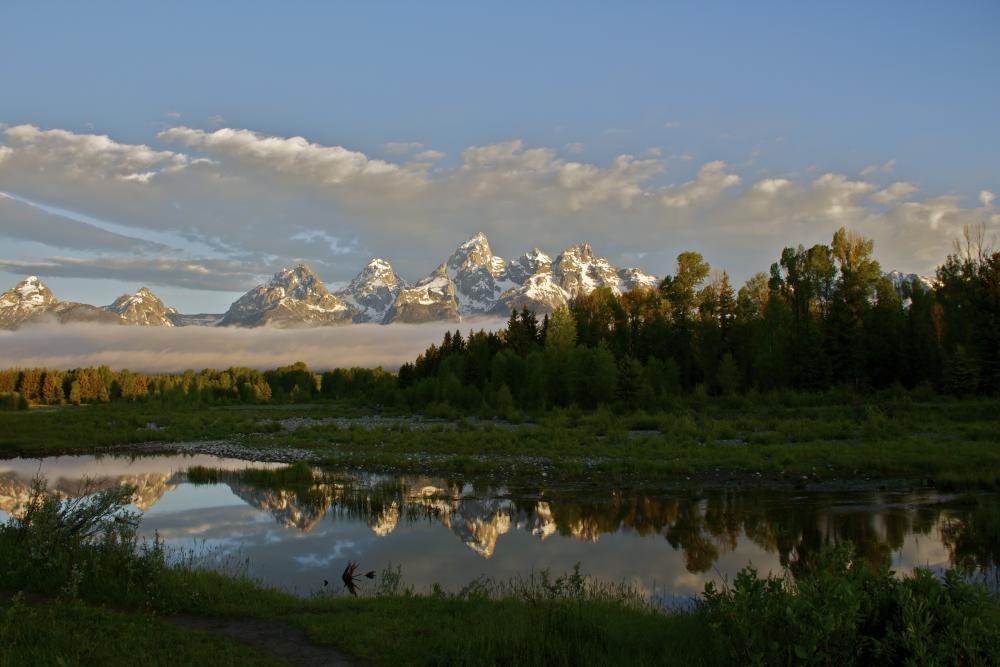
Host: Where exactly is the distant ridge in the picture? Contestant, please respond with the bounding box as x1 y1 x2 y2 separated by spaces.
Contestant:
0 234 934 330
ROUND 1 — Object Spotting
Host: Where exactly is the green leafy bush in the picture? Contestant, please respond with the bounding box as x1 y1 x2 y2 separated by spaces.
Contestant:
0 478 180 610
700 545 1000 666
0 392 28 411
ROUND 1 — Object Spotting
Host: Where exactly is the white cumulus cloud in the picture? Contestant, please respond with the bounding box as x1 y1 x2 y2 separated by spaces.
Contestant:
661 161 741 208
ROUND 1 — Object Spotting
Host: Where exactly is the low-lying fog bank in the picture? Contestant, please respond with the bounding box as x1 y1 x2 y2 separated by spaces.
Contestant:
0 320 506 372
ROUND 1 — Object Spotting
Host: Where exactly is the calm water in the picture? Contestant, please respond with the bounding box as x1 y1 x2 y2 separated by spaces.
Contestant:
1 454 996 601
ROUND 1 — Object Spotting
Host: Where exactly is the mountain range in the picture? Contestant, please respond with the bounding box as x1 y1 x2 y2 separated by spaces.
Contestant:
0 233 934 331
0 233 659 329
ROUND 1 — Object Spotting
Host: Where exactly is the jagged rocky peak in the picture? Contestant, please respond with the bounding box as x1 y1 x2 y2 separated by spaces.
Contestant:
386 265 461 324
106 287 178 326
0 275 119 328
336 258 407 323
495 270 568 315
552 242 622 298
267 264 327 299
506 248 552 284
887 270 935 294
1 276 57 329
446 231 506 277
3 276 58 308
616 266 660 292
0 275 60 326
219 263 351 328
444 232 515 316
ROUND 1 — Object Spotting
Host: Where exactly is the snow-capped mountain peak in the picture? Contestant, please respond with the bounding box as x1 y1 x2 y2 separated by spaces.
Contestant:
335 258 407 323
553 242 623 298
506 248 553 285
6 276 56 306
1 237 662 329
441 232 516 316
386 265 461 323
0 276 60 328
220 264 351 328
105 287 178 326
446 232 507 278
886 270 935 294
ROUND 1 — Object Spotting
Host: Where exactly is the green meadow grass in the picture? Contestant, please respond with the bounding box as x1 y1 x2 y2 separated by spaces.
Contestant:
1 395 999 488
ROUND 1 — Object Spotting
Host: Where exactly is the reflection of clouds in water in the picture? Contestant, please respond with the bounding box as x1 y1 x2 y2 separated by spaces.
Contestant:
6 452 996 599
293 540 359 567
893 530 952 575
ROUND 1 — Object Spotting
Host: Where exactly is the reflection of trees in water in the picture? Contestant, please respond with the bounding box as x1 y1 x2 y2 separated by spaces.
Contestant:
169 466 1000 574
939 500 1000 575
14 460 997 572
325 480 998 574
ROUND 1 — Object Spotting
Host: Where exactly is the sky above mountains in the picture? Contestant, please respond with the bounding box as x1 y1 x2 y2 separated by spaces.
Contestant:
1 1 998 312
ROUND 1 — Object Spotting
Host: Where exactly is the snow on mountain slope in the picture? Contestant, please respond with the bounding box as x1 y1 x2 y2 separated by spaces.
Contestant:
444 232 516 316
385 266 461 323
0 235 662 328
105 287 178 326
219 264 351 328
335 258 406 323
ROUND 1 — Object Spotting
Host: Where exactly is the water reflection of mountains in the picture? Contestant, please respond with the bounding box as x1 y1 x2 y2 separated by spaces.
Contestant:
3 466 996 574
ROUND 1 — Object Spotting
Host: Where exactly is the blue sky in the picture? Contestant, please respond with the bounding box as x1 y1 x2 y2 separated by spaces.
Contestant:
1 1 998 312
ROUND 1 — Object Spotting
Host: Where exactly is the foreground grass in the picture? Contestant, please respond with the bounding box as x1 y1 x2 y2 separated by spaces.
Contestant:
1 393 999 488
2 481 999 667
0 596 284 667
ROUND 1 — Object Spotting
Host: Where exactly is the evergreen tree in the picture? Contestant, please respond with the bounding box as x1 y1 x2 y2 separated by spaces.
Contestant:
716 353 741 396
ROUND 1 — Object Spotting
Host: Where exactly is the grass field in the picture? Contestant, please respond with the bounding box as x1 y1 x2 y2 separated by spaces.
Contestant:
2 393 999 488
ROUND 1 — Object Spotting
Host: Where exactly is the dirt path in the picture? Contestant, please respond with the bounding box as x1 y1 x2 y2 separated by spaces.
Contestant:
166 614 362 667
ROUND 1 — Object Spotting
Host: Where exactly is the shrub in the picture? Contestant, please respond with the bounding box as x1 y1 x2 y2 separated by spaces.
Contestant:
0 392 28 410
700 545 1000 666
0 478 178 609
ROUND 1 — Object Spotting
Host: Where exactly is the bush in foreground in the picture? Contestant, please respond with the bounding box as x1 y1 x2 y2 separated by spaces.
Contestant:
700 545 999 666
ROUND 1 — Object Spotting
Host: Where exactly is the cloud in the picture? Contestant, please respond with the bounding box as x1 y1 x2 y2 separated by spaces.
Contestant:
2 124 190 183
159 126 423 189
860 158 896 176
0 320 506 372
750 178 793 196
0 122 993 296
871 181 918 204
809 173 876 214
414 149 445 161
980 190 995 207
0 195 168 253
564 142 585 155
458 139 663 211
661 161 740 208
383 141 424 155
0 256 263 292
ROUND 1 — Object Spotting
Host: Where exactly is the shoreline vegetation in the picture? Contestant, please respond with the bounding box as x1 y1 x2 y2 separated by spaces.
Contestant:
2 393 999 490
2 480 998 667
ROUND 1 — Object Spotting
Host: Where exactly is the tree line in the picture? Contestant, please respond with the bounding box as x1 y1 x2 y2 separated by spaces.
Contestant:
1 226 997 413
396 225 999 412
